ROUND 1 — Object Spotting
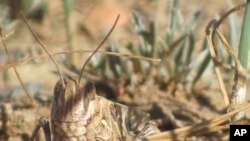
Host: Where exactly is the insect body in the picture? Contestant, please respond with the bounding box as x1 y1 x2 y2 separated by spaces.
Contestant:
49 77 159 141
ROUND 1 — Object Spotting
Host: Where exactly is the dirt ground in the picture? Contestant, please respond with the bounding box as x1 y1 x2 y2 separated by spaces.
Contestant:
0 0 249 141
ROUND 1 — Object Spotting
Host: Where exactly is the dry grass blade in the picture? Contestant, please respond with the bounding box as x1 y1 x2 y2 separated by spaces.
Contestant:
20 12 65 88
0 28 34 104
0 50 161 71
146 101 250 141
204 3 246 107
216 2 245 26
205 20 229 107
215 27 244 72
97 51 161 62
210 3 245 69
208 3 247 122
209 3 245 70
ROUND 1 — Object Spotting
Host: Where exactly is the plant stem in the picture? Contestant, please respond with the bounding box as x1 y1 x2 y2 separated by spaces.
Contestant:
62 0 78 65
230 0 250 122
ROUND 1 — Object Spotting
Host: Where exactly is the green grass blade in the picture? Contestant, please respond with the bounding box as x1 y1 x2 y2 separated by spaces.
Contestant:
238 1 250 68
107 45 122 78
228 0 240 52
62 0 73 16
185 33 195 65
166 0 179 43
192 40 211 85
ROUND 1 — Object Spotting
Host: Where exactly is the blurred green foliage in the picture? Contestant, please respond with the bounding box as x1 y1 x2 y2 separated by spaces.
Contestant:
83 0 213 89
0 0 45 21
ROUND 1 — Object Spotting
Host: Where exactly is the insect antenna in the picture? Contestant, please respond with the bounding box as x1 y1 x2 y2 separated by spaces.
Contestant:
78 14 120 85
20 12 65 88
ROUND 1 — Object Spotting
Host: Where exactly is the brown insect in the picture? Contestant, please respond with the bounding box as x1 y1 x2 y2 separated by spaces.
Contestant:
16 14 160 141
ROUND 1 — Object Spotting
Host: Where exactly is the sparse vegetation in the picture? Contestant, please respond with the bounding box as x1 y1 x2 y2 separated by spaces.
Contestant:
0 1 250 141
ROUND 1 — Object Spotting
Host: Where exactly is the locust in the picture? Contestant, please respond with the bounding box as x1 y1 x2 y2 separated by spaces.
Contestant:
29 77 159 141
12 14 160 141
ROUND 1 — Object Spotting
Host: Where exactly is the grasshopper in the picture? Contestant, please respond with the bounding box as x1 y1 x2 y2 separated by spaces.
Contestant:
30 77 159 141
14 14 160 141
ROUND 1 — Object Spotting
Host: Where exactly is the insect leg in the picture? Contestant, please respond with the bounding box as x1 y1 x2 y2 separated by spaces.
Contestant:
30 116 51 141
